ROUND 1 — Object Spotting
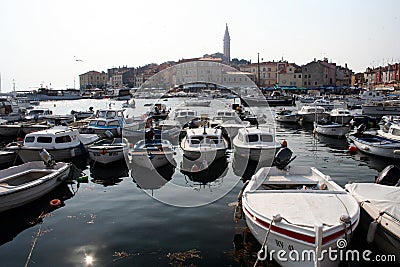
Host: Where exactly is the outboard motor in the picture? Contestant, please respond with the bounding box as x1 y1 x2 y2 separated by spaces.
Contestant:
375 165 400 186
272 147 296 169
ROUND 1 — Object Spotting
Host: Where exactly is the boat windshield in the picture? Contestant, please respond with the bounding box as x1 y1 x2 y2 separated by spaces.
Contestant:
55 135 72 143
37 136 52 143
247 134 259 143
390 127 400 136
261 134 273 142
107 120 120 126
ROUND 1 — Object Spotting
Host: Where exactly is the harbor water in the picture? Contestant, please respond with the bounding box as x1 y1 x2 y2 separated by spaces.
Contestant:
0 98 397 266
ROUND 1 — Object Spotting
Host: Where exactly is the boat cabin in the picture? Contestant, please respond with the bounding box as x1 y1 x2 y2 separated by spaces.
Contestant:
236 128 275 144
187 128 223 146
95 109 124 120
176 109 197 117
23 127 87 149
299 106 326 114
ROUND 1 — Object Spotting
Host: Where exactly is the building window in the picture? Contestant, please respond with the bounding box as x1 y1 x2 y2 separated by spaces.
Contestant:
304 75 307 79
293 75 296 79
309 75 311 79
314 81 318 86
263 68 266 71
268 68 271 71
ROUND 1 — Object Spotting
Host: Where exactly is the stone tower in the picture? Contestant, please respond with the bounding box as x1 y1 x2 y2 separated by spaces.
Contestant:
223 23 230 62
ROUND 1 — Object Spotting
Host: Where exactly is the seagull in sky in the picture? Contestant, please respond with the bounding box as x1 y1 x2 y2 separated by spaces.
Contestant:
74 56 84 62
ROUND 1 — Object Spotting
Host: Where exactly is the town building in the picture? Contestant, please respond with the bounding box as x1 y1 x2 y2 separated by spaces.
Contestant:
277 63 302 88
79 71 107 89
302 58 336 88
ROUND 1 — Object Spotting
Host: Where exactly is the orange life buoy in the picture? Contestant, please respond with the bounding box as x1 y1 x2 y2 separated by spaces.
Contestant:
50 199 62 207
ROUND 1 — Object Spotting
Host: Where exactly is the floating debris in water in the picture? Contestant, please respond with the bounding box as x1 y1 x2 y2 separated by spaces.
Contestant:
167 249 201 266
227 201 238 207
113 251 139 262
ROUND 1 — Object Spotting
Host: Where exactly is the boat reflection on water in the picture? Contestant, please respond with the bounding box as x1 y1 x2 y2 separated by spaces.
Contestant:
232 152 272 181
90 160 129 186
180 155 228 186
352 152 400 173
131 162 175 191
0 182 75 246
313 132 349 151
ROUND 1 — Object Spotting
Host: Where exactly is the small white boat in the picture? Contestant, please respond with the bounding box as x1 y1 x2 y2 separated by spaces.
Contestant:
348 131 400 158
86 108 126 137
362 100 400 116
180 126 228 162
175 109 198 125
130 133 174 169
312 99 347 111
275 109 300 123
88 138 128 165
238 149 360 267
0 160 71 212
232 127 280 163
298 105 329 123
377 123 400 141
345 165 400 262
6 126 100 162
71 107 94 120
25 108 52 121
184 99 211 107
313 121 350 137
329 108 353 124
241 94 268 106
213 109 240 122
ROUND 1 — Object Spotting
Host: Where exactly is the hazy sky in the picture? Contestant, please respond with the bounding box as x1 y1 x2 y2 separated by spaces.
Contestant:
1 0 399 91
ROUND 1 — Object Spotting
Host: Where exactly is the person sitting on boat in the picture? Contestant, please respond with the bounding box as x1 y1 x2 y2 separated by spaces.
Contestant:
145 116 153 128
145 128 155 142
355 123 366 137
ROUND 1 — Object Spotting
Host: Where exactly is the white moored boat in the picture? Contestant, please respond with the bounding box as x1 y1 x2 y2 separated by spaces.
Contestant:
174 109 198 125
345 165 400 263
88 138 128 165
180 126 228 163
348 130 400 159
329 108 353 124
237 148 360 267
184 99 211 107
6 126 99 162
130 130 175 169
0 160 71 212
313 121 350 137
232 127 280 163
298 105 329 123
377 123 400 141
275 109 300 123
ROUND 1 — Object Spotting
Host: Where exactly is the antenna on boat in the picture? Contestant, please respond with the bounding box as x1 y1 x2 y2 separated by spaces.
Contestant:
203 124 207 134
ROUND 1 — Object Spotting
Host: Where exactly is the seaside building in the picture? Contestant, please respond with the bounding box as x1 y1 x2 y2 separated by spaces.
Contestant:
302 58 336 88
79 71 107 89
277 63 302 88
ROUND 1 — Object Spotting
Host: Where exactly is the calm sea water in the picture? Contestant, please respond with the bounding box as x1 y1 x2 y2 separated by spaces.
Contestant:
0 98 397 266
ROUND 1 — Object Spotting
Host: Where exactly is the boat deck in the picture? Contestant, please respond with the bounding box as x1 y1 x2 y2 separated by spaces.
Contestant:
245 190 358 228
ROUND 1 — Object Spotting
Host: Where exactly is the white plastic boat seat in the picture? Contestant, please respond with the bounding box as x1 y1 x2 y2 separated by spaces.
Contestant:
263 175 319 186
0 169 53 186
